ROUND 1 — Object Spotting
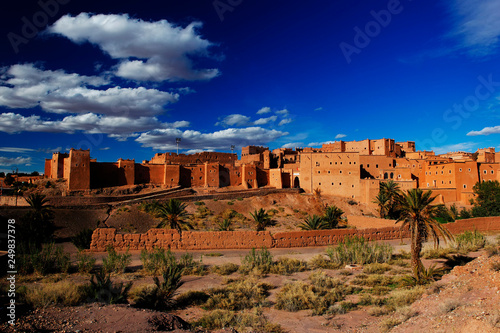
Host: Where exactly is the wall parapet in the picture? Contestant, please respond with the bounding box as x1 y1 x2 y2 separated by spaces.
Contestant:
89 216 500 252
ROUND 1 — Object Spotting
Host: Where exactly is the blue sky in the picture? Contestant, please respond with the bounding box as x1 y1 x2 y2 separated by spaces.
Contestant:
0 0 500 173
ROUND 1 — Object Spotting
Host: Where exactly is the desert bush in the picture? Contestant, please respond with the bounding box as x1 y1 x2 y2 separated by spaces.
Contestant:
326 236 393 265
203 278 272 311
141 248 176 275
309 254 339 269
217 218 232 231
19 243 70 275
454 230 486 252
85 269 132 304
240 247 273 275
386 286 425 309
210 263 239 275
270 257 308 275
102 246 131 273
195 309 285 333
309 271 342 289
195 205 212 218
422 246 456 259
363 263 391 274
76 251 96 274
368 306 391 316
194 201 205 206
24 281 86 308
379 317 402 333
138 200 161 214
176 290 210 308
179 252 207 275
134 264 184 310
351 274 395 287
72 228 94 250
369 286 392 295
274 281 316 312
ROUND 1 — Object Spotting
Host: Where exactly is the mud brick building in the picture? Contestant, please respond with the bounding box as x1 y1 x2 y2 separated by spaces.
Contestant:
45 138 500 207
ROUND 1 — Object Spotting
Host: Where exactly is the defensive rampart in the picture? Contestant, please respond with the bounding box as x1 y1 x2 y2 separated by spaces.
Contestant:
89 217 500 252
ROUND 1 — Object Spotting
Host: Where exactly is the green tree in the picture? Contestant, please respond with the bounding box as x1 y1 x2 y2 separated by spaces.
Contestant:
299 214 327 230
155 199 191 232
250 208 272 231
396 189 454 284
4 174 14 186
373 191 390 219
323 205 343 229
471 180 500 217
380 180 401 219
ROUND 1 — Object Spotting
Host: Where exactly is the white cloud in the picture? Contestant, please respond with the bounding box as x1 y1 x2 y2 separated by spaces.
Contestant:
307 141 334 147
0 64 179 117
278 118 292 126
281 142 303 149
449 0 500 55
275 109 289 116
0 156 32 166
467 125 500 136
49 13 220 82
216 114 251 127
335 133 347 139
136 127 288 151
0 112 189 136
314 107 323 111
431 142 478 154
253 116 277 125
0 147 36 153
257 107 271 115
185 149 215 154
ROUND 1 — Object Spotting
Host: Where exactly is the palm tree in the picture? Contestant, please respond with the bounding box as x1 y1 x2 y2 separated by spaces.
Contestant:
218 218 233 231
396 189 454 284
373 191 390 218
26 193 54 222
155 199 191 232
299 215 327 230
323 205 344 229
250 208 272 231
380 180 402 219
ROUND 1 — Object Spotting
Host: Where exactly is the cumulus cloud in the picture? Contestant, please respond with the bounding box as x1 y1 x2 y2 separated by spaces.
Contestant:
467 125 500 136
275 109 289 116
335 133 347 139
257 107 271 115
0 156 32 166
431 142 478 154
314 107 323 111
281 142 303 149
136 127 288 151
0 64 179 117
307 141 334 147
0 112 189 136
253 116 277 125
448 0 500 55
215 114 251 127
48 13 220 82
278 118 292 126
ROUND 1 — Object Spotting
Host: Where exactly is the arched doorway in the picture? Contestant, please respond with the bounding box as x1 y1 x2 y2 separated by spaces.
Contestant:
293 176 300 188
384 172 388 179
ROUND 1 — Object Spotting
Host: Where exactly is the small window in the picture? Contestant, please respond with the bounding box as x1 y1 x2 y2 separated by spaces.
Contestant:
316 162 320 167
330 162 332 165
449 170 451 174
427 183 429 187
328 171 331 174
354 162 356 165
171 178 174 181
484 170 487 174
340 170 342 174
459 168 462 172
376 164 378 168
492 170 494 174
449 181 451 184
339 182 342 185
463 184 467 189
319 182 321 185
468 168 471 172
340 162 343 165
352 185 354 188
331 183 334 185
367 164 370 168
441 171 444 174
349 162 351 165
318 171 321 174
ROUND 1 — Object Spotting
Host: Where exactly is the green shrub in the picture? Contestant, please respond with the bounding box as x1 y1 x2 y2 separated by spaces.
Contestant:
351 274 395 287
19 243 70 275
274 281 316 312
194 201 205 206
240 247 273 275
422 246 456 259
326 236 393 265
72 228 94 250
102 246 131 274
387 286 425 309
24 281 86 308
210 263 239 275
140 248 176 275
84 269 132 304
176 290 210 308
179 252 207 276
485 244 499 257
76 251 96 274
203 278 272 310
309 271 342 289
217 218 232 231
134 264 184 310
454 230 486 252
309 254 340 269
270 257 308 275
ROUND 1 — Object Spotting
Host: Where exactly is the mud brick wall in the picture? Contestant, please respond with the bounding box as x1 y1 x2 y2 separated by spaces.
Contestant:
90 217 500 252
